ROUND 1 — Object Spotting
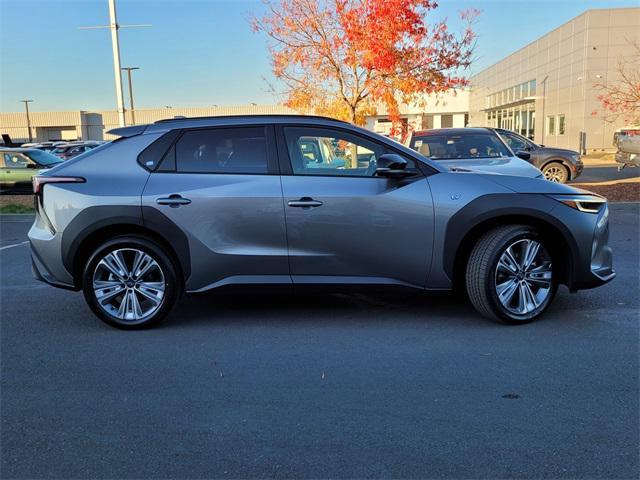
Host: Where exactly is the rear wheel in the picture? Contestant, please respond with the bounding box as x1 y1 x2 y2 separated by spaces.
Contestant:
466 225 557 324
82 236 180 329
542 162 569 183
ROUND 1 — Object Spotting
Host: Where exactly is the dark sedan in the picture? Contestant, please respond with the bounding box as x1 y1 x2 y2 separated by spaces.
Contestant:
493 128 583 183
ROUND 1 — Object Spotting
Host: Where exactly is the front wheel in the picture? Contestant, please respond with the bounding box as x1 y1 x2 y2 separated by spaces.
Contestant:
542 162 569 183
82 236 180 329
466 225 557 324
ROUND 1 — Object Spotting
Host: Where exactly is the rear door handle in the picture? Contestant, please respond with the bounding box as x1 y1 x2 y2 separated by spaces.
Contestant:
287 197 323 208
156 194 191 207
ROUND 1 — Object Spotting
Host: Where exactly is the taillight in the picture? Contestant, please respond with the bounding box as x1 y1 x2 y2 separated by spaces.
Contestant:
33 175 85 195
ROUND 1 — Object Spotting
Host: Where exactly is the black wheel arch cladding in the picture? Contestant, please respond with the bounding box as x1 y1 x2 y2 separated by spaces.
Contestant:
62 205 191 284
443 193 580 283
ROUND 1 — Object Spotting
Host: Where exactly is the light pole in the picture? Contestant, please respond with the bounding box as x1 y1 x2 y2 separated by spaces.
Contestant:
540 75 549 145
20 100 33 142
121 67 139 125
78 0 150 127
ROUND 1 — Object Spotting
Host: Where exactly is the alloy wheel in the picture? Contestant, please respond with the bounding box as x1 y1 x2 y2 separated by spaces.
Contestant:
92 248 166 322
494 238 553 316
543 165 566 183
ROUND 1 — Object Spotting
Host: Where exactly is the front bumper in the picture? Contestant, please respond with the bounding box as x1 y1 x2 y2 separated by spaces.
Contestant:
557 201 615 291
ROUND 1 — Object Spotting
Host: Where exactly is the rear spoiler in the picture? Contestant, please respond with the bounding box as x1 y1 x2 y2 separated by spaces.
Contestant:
106 125 147 138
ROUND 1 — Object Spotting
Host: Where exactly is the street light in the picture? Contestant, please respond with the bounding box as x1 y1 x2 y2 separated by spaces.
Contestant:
121 67 139 125
19 100 33 143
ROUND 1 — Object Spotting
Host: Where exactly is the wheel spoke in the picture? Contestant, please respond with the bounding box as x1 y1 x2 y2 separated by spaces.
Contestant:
135 282 164 306
99 254 127 281
497 279 518 305
133 254 156 280
499 248 519 274
94 280 125 303
521 281 539 311
522 240 540 270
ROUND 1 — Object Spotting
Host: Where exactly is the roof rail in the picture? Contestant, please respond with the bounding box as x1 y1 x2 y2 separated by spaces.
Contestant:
154 114 350 124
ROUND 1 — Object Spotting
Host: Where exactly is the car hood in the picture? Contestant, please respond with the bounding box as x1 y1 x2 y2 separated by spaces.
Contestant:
484 173 593 195
440 156 542 178
537 146 580 156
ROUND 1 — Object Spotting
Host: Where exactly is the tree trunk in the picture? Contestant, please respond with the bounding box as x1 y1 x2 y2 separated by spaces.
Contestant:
348 104 358 168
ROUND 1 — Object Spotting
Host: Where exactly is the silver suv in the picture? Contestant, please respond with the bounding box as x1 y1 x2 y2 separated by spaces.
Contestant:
28 115 614 329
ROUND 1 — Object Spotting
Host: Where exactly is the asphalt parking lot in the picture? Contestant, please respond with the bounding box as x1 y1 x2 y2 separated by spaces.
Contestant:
1 204 639 479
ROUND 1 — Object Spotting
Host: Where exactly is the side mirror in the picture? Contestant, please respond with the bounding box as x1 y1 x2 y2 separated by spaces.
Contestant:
515 150 531 160
375 153 414 178
26 163 38 169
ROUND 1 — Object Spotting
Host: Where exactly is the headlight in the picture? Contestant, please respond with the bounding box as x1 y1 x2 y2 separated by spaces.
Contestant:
549 194 606 213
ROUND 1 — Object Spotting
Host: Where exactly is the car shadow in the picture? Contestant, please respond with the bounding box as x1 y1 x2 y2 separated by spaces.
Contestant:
167 287 488 329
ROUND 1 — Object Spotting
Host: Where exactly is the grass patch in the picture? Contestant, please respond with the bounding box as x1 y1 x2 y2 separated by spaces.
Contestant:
0 203 34 214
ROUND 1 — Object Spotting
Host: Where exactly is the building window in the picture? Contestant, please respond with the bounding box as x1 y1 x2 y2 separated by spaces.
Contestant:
529 79 537 96
558 115 566 135
547 116 556 136
440 114 453 128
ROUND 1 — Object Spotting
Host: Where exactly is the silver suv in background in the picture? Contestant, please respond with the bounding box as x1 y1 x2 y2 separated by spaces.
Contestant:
29 115 614 329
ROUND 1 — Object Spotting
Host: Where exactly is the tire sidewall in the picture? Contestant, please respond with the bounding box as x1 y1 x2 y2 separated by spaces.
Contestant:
485 228 558 324
82 236 179 329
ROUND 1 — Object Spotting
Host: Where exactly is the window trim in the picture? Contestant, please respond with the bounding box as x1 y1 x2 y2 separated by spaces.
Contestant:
275 124 428 179
147 124 280 176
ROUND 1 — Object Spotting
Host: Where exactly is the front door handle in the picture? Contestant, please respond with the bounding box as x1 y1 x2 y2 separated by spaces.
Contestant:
156 194 191 207
287 197 323 208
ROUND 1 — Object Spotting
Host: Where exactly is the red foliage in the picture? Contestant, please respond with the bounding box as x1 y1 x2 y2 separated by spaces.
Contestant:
253 0 477 131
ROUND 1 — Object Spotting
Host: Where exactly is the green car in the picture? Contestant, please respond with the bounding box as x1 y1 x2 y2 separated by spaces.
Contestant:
0 148 63 194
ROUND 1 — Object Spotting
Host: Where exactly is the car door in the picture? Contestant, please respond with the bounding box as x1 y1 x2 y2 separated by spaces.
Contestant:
2 152 36 192
141 125 289 291
277 125 434 288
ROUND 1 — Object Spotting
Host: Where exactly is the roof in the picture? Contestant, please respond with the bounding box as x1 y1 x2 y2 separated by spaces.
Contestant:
413 127 492 136
108 114 352 137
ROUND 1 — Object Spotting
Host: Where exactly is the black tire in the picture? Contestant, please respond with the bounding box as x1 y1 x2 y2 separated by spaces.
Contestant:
82 236 180 329
466 225 558 324
542 162 569 183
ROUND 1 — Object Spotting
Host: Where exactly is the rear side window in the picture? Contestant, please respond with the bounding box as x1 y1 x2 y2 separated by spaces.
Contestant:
138 129 181 170
175 127 268 174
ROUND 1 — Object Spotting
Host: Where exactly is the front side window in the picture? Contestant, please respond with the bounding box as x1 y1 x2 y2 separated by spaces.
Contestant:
412 133 510 160
284 127 411 177
500 131 529 151
175 127 268 174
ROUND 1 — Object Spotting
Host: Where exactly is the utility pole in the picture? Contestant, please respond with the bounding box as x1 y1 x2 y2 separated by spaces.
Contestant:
20 100 33 142
79 0 150 127
121 67 140 125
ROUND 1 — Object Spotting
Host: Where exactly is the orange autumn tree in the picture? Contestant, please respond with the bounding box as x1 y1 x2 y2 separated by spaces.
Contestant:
253 0 477 131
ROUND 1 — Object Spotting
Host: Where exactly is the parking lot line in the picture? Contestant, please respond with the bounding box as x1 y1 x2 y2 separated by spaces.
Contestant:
0 241 29 251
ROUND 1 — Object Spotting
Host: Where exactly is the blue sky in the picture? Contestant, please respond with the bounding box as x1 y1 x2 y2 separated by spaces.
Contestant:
1 0 637 112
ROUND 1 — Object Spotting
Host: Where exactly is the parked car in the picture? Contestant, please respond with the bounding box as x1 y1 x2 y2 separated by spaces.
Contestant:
408 128 543 178
52 142 101 160
615 129 640 171
492 128 583 183
1 148 63 193
29 115 614 329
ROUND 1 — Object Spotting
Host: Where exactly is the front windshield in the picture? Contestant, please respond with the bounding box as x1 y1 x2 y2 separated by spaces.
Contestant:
24 149 64 166
412 133 511 160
